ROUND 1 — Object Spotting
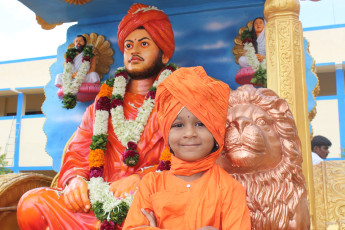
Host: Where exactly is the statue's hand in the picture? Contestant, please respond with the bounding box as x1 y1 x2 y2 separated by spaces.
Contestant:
256 54 265 62
63 177 90 213
110 174 140 198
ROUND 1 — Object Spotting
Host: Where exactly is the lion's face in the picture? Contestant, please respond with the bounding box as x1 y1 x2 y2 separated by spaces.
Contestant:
222 104 282 173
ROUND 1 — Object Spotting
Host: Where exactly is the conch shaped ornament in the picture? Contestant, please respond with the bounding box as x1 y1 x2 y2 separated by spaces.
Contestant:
232 21 253 64
64 0 91 5
68 33 114 80
36 15 62 30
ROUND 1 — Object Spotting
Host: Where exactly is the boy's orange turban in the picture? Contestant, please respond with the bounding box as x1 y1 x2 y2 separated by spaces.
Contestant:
156 66 230 175
117 3 175 59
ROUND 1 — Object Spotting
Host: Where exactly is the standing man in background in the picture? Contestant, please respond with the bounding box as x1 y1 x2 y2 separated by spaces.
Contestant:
311 135 332 165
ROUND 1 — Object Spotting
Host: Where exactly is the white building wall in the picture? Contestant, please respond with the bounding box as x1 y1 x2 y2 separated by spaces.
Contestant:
0 58 55 88
311 99 341 158
0 57 56 171
19 117 52 166
304 28 345 64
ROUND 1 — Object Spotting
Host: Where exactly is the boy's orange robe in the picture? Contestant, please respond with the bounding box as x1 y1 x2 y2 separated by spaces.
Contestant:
17 92 164 230
123 164 251 230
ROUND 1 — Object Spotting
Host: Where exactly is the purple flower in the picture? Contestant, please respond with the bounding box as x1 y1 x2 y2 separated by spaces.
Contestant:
115 71 128 80
100 220 115 230
96 97 111 111
123 150 138 159
242 38 253 45
157 160 171 171
127 141 137 150
66 57 73 63
89 166 104 178
165 66 175 72
82 56 91 62
110 99 123 109
145 91 156 100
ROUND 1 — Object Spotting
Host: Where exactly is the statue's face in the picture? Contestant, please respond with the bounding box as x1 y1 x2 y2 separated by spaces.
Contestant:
254 18 265 34
222 104 282 173
123 29 168 79
74 37 85 49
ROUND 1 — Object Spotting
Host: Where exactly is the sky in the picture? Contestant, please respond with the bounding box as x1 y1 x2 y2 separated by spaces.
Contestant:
1 0 344 62
0 0 75 62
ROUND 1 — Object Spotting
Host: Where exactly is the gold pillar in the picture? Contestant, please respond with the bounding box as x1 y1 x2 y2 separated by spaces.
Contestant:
264 0 316 228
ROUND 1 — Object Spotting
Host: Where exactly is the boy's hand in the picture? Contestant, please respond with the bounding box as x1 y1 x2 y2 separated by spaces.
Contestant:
141 208 157 227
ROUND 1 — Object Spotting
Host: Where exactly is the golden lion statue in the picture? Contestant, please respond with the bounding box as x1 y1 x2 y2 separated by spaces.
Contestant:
217 85 310 230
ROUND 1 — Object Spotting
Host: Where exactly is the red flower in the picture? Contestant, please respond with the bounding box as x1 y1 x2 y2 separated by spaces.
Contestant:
82 56 91 62
96 97 111 111
110 99 123 109
165 66 175 72
115 71 128 80
90 166 104 178
127 141 137 150
145 91 156 100
66 57 73 63
123 150 138 159
157 160 171 171
100 220 116 230
242 38 253 45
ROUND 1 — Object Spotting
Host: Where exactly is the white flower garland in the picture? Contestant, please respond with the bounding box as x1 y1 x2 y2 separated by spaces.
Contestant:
93 110 109 136
88 177 134 221
244 42 266 72
96 67 173 147
61 59 90 95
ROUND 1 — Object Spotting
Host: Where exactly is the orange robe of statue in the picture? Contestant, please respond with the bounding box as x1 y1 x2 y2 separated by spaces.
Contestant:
17 92 164 229
123 164 251 230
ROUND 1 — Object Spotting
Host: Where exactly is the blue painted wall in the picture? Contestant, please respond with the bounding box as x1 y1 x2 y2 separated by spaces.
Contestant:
43 2 265 171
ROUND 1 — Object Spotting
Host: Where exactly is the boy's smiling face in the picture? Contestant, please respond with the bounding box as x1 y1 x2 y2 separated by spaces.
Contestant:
168 107 215 162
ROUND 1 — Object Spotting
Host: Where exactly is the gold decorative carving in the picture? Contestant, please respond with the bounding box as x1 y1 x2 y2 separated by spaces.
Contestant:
64 0 91 5
264 0 300 19
68 33 114 80
232 21 254 64
313 161 345 229
264 0 316 227
278 19 294 109
266 21 276 75
304 38 320 122
218 85 310 230
35 15 62 30
50 132 76 188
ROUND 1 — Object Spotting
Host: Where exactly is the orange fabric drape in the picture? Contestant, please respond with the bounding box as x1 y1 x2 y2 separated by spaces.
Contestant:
156 66 230 176
123 165 251 230
17 92 165 230
123 67 250 229
117 3 175 59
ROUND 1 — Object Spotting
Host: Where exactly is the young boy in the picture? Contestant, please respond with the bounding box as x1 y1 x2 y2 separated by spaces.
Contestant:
123 66 251 229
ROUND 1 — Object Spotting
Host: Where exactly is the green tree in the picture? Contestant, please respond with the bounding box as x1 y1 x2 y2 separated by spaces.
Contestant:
0 151 12 175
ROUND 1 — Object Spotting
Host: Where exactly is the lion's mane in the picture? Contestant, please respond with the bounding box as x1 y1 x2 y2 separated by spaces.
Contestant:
227 85 307 230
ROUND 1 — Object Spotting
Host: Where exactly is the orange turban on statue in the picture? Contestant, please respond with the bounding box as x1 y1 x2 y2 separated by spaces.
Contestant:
156 66 230 176
117 3 175 59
